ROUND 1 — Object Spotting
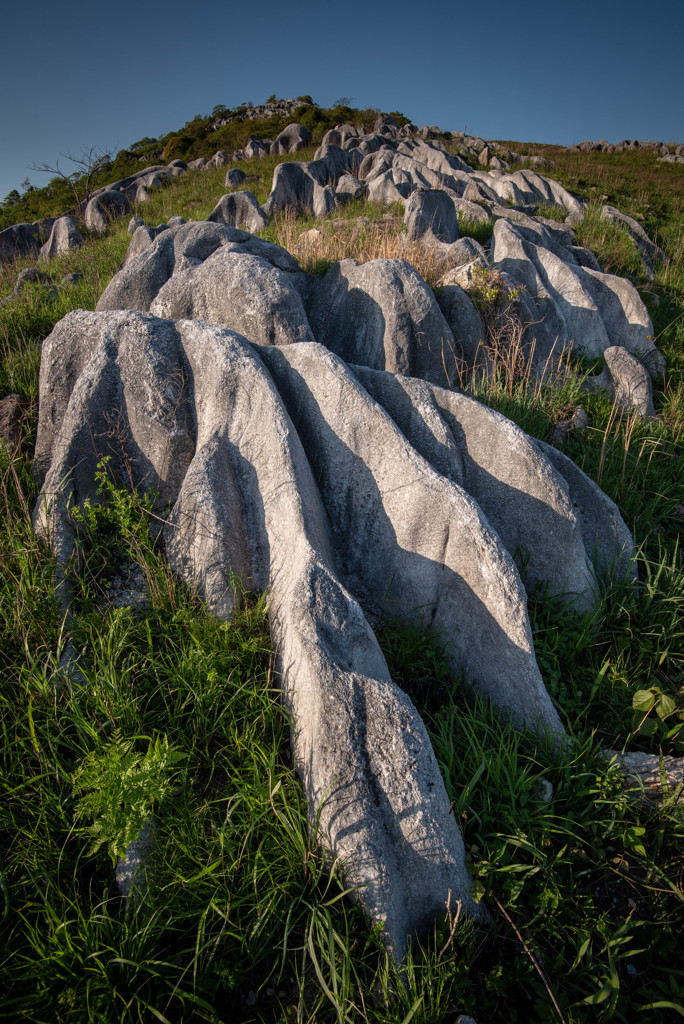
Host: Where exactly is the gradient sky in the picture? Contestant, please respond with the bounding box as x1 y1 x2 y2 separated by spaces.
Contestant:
1 0 682 203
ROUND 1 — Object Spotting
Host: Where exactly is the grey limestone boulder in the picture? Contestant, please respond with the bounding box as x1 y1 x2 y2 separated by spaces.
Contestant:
273 122 312 154
97 220 242 312
235 137 272 161
404 190 459 244
14 267 50 294
308 258 459 385
586 346 656 417
601 205 664 262
0 222 41 262
85 190 131 233
335 174 366 203
312 143 360 179
150 246 312 347
116 818 156 901
120 223 169 269
434 281 487 373
128 216 145 234
206 191 268 233
61 272 83 288
321 124 362 148
262 161 336 218
491 219 662 374
98 221 309 351
366 171 409 206
435 238 490 281
471 169 584 216
188 157 208 171
451 197 493 227
39 217 83 261
206 150 231 169
225 167 246 187
34 309 635 954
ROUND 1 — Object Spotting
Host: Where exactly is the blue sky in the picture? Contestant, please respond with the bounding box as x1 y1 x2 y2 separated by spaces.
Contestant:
1 0 682 203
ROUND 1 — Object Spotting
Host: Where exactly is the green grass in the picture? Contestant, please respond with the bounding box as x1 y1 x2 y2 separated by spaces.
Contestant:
1 143 683 1023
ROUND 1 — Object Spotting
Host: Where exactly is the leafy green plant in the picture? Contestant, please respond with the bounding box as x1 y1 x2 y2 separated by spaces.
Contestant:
467 265 525 314
632 685 684 751
72 731 185 863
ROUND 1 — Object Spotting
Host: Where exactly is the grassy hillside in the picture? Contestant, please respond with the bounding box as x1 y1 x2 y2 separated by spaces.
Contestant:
0 142 682 1023
0 98 404 231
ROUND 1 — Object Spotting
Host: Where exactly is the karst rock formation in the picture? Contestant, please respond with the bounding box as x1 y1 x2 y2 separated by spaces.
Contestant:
31 128 655 957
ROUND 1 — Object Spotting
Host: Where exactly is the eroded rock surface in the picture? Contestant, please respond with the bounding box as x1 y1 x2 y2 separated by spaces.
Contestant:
85 190 131 233
34 307 635 957
39 216 83 260
490 218 660 373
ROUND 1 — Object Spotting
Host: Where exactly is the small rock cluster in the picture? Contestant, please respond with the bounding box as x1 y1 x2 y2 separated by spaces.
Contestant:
567 137 684 164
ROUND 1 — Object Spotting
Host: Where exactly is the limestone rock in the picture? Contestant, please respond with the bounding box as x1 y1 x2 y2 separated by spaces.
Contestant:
491 219 662 373
120 223 168 269
451 198 493 227
366 171 409 206
85 190 131 233
206 150 231 169
99 221 308 348
262 161 338 218
206 191 268 233
607 750 684 808
601 205 664 263
225 167 246 187
404 190 459 244
308 258 458 385
14 267 49 294
35 310 632 954
115 818 157 900
39 217 83 260
150 246 312 347
335 174 366 203
128 216 145 234
98 221 249 312
434 281 487 373
586 346 655 417
33 305 637 955
435 240 490 288
234 138 272 161
0 222 41 262
272 122 312 154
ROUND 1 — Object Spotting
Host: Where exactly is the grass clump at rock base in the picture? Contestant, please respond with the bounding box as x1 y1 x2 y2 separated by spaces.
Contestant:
0 142 683 1022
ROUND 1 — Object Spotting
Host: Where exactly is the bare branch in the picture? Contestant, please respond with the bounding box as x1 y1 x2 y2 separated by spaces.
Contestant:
29 146 113 215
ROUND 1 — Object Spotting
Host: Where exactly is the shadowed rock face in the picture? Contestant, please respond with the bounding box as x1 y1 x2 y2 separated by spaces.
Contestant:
34 308 634 958
491 218 659 372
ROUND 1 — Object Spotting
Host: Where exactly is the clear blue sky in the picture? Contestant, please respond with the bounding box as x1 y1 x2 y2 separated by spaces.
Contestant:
1 0 682 203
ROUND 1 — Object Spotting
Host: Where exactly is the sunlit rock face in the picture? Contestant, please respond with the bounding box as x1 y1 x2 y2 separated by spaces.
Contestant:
34 301 634 958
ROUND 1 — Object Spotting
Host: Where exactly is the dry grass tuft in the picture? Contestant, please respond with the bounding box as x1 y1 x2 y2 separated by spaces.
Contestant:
267 207 456 286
